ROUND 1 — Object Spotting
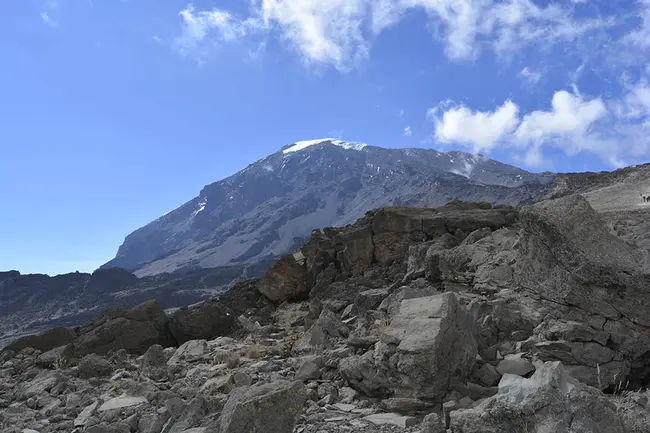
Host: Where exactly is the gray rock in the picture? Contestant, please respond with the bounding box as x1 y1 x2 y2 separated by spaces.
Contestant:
5 327 76 353
420 412 445 433
315 309 349 338
165 396 208 433
292 324 328 356
450 361 628 433
22 370 59 398
442 401 456 428
382 398 433 414
87 423 130 433
295 357 322 382
363 413 418 428
168 302 235 345
473 363 501 386
219 381 306 433
98 396 147 412
167 340 209 366
346 293 477 401
237 315 262 333
78 354 113 378
496 357 535 377
35 344 74 369
141 344 167 381
74 401 98 427
258 254 308 302
355 289 390 312
74 300 175 356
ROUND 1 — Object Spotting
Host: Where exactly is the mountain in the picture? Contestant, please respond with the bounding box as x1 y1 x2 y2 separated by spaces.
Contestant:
103 139 555 276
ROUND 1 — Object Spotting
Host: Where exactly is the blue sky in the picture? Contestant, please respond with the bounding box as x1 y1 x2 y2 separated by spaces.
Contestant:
1 0 650 276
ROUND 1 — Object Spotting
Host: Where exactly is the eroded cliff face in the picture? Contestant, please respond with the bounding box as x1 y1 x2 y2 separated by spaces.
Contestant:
2 197 650 433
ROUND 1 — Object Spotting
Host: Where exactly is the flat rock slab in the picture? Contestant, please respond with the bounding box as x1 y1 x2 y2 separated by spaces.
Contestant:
497 358 535 377
99 396 147 412
219 380 306 433
74 401 98 427
363 413 417 428
333 403 356 412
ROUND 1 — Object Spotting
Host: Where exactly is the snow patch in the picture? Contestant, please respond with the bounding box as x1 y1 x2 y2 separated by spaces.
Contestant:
192 198 207 217
450 160 475 179
282 138 367 154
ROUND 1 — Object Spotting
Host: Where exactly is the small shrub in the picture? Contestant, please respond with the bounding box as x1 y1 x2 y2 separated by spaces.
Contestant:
246 344 264 359
282 330 300 358
54 356 69 370
226 353 241 369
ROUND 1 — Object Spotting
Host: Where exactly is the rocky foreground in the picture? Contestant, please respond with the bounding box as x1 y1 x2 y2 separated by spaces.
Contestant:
2 196 650 432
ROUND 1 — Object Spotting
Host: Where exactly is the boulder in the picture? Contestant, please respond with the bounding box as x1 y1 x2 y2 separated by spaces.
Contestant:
4 327 76 353
382 293 476 401
450 361 628 433
473 363 502 387
258 253 308 302
78 354 113 378
355 289 390 312
168 340 209 365
74 300 175 356
22 370 60 398
420 412 445 433
74 401 98 427
337 225 375 273
295 357 322 381
218 380 306 433
292 309 348 356
35 344 74 368
141 344 167 380
164 396 209 433
168 301 235 344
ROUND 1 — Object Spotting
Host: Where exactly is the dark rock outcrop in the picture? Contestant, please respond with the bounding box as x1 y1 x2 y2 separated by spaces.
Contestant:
4 327 77 354
73 300 175 356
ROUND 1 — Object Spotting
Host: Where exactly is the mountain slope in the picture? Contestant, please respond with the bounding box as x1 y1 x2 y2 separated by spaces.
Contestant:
103 139 554 276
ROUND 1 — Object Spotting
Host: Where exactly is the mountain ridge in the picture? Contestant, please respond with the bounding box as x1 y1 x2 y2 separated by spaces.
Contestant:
103 139 555 276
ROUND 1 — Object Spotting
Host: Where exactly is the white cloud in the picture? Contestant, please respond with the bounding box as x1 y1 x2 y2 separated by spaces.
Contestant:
519 66 541 85
431 100 520 153
626 0 650 49
174 0 613 69
40 11 58 27
514 91 607 144
403 125 412 136
429 89 650 168
259 0 370 71
174 5 261 56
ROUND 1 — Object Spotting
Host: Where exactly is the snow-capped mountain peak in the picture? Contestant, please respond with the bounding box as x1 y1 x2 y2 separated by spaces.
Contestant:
282 138 368 154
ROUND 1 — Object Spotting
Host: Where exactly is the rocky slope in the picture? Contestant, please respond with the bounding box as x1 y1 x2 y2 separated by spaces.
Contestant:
3 196 650 433
0 262 271 349
103 139 554 276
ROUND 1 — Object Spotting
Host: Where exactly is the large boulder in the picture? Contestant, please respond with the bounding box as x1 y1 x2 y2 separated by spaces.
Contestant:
258 253 308 302
450 362 631 433
342 293 477 402
168 301 235 344
74 300 175 356
517 195 649 325
219 380 306 433
4 326 76 353
78 353 113 378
